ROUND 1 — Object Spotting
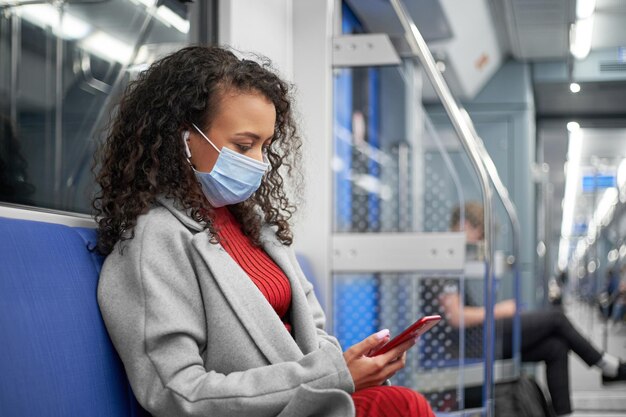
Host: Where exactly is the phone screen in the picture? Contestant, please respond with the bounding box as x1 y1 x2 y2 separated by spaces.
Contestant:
370 315 442 357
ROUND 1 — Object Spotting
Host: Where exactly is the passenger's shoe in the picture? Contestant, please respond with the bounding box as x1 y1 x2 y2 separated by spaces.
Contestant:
602 362 626 385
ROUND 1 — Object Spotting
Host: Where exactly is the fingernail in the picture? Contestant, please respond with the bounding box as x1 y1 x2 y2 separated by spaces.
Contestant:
375 329 390 340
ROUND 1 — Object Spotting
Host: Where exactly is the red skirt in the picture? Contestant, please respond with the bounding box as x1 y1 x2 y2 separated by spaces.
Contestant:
352 386 435 417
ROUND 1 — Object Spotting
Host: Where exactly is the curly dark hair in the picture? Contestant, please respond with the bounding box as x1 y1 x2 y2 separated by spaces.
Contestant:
93 45 302 255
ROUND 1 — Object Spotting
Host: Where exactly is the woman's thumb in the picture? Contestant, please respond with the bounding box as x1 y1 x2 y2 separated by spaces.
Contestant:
373 329 390 341
345 329 390 359
363 329 390 351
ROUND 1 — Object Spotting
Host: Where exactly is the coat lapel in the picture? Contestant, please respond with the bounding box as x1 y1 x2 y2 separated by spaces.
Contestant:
259 228 320 355
156 196 320 363
190 232 304 365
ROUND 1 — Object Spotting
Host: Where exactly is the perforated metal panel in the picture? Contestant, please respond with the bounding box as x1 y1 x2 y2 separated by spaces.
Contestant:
331 56 493 413
424 152 457 232
333 272 489 413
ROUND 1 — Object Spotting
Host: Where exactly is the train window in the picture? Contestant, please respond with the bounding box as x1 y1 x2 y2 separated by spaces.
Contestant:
0 0 193 213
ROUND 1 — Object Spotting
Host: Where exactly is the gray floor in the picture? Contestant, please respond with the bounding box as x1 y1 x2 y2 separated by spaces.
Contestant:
535 298 626 417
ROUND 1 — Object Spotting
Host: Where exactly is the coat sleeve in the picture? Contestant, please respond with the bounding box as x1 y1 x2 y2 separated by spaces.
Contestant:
286 247 392 387
98 214 353 417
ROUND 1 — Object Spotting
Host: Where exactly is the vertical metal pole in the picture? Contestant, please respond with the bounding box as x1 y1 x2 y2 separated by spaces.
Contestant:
188 0 218 45
10 8 20 125
462 111 523 374
45 12 54 202
54 2 64 205
587 167 598 336
387 1 495 415
543 169 553 303
398 142 410 230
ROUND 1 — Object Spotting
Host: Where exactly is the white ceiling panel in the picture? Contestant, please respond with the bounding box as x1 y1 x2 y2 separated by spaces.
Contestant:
497 0 575 61
592 13 626 50
518 29 569 59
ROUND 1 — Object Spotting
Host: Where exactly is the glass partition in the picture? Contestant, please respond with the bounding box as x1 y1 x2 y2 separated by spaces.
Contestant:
0 0 191 212
331 5 521 413
332 57 485 413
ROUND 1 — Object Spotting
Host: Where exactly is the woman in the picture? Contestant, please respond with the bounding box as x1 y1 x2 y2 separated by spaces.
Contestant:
94 46 435 417
441 202 626 416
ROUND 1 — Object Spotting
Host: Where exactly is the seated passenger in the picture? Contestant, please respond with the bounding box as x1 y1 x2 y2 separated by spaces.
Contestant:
440 202 626 417
94 45 435 417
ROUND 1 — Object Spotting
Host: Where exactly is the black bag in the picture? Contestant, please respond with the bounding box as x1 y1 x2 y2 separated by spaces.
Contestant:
494 374 556 417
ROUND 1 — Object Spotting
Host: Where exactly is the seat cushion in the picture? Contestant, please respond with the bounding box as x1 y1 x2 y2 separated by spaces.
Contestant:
0 217 147 417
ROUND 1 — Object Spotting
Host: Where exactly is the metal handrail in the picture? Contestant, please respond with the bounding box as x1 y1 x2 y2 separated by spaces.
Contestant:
459 109 521 264
460 108 523 372
387 0 496 415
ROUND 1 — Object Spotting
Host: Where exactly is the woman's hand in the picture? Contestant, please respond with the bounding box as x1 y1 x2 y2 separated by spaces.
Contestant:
343 330 416 391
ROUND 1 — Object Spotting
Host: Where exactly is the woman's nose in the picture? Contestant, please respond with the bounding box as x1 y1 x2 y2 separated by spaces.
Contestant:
252 147 265 162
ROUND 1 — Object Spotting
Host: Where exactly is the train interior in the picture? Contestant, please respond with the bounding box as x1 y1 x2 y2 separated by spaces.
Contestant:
1 0 625 416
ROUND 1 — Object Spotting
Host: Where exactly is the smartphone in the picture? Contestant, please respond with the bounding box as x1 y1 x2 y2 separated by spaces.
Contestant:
370 315 442 357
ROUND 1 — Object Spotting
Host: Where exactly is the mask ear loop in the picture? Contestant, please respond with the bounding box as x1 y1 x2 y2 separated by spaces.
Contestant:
182 130 192 159
192 123 221 154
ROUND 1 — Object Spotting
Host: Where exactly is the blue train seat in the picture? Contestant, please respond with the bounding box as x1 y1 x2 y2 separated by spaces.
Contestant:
0 216 148 417
295 253 325 309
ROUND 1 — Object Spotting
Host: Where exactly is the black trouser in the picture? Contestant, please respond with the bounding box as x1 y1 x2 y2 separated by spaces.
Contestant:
498 308 603 415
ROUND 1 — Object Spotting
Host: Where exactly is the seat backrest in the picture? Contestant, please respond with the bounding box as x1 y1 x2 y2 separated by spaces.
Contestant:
0 216 148 417
295 253 325 310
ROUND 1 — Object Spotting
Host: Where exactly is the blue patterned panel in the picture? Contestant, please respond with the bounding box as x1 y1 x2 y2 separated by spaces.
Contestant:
333 274 380 350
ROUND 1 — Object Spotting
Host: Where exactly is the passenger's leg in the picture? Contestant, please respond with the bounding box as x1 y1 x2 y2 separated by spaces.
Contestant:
542 309 603 366
501 308 625 384
522 337 571 416
500 309 602 366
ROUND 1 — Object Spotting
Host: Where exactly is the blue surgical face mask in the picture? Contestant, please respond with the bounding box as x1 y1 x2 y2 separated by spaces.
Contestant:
184 123 270 207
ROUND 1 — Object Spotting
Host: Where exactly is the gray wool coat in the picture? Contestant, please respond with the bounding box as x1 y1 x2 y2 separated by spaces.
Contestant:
97 197 356 417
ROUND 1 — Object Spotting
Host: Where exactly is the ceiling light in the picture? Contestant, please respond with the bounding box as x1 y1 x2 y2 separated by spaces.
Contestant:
156 5 190 34
81 31 133 64
135 0 157 7
567 121 580 132
561 129 583 238
576 0 596 19
576 239 587 258
570 16 594 60
18 4 90 40
557 238 570 271
587 260 597 273
435 61 446 73
618 158 626 189
569 82 581 93
594 187 618 226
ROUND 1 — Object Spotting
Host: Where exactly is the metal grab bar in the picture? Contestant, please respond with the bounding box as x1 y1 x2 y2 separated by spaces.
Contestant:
387 0 496 415
458 109 520 266
459 108 523 372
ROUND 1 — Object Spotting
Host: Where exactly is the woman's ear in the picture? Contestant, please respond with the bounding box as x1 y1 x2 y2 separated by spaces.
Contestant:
182 131 191 158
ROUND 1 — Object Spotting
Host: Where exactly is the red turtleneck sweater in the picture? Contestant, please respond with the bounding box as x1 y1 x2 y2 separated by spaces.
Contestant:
213 207 292 333
212 208 435 417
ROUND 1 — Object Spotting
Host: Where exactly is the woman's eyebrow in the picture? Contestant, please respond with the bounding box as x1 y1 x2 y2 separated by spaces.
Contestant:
234 132 273 141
